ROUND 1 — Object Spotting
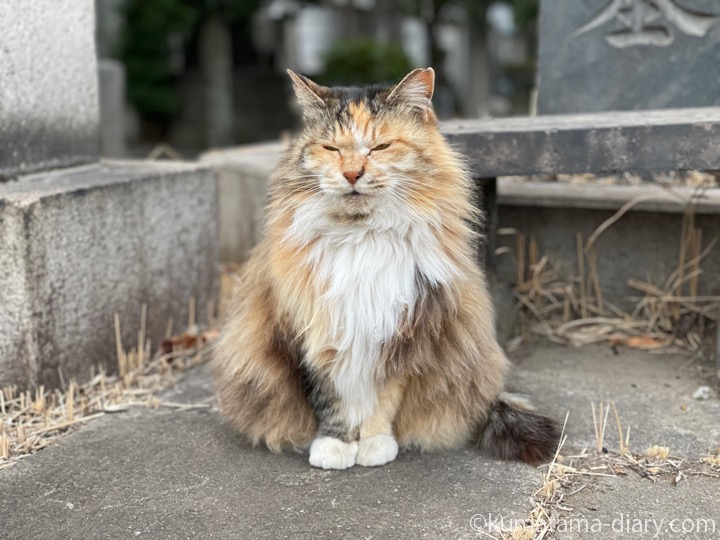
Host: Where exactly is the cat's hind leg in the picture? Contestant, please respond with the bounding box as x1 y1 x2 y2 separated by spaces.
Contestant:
213 287 316 452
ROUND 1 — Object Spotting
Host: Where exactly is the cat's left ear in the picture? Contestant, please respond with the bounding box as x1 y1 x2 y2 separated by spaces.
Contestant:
287 69 329 112
387 68 435 120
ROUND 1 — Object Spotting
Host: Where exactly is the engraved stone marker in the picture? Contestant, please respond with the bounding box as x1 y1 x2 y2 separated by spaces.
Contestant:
538 0 720 114
0 0 100 178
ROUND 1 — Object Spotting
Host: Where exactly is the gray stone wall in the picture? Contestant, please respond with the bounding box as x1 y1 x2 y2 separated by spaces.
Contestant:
0 202 34 386
497 203 720 312
0 0 100 178
0 1 221 390
0 162 219 388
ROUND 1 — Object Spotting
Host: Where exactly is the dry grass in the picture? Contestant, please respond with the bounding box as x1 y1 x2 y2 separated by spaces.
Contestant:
0 304 219 472
579 401 719 484
701 451 720 469
503 189 718 356
0 266 242 471
480 402 720 540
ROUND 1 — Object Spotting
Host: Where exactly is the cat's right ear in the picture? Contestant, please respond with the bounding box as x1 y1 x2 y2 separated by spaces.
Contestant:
387 68 435 120
287 69 328 113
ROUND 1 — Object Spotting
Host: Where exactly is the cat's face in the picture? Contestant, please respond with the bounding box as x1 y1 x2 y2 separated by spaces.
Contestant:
288 69 437 216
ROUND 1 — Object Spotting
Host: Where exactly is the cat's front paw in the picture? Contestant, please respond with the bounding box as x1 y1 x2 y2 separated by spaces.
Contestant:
356 434 398 467
309 436 358 470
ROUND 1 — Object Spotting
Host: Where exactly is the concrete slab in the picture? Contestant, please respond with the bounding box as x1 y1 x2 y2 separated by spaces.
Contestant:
1 342 718 538
0 0 99 178
553 475 719 540
442 108 720 177
511 343 720 456
0 411 537 539
499 182 720 215
0 161 219 388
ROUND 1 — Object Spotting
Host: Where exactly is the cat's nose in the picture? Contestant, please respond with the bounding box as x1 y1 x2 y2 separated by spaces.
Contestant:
343 168 364 185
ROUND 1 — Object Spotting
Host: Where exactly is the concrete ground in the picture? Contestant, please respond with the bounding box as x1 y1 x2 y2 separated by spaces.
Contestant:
2 341 719 539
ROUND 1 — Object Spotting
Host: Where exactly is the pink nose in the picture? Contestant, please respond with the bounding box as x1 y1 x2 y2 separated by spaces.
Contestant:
343 169 364 185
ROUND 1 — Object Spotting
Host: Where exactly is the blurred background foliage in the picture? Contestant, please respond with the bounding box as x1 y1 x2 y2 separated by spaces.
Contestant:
511 0 538 30
117 0 262 123
117 0 194 121
104 0 540 151
319 39 412 86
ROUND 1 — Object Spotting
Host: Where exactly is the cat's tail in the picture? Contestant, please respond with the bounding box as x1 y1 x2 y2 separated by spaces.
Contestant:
477 393 561 466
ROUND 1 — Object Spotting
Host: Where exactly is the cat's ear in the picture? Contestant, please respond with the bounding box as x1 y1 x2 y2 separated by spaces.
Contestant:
287 69 328 112
387 68 435 119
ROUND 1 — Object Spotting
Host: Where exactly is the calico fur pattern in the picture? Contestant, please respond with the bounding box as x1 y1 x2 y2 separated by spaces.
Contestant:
213 68 560 469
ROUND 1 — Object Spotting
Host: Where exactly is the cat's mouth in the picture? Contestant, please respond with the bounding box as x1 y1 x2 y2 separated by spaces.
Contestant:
340 189 373 214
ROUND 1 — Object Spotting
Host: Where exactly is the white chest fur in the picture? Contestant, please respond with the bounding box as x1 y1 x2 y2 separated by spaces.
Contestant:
315 228 416 427
288 207 456 428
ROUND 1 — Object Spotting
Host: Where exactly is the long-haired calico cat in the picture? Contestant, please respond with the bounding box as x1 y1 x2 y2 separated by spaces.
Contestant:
213 68 559 469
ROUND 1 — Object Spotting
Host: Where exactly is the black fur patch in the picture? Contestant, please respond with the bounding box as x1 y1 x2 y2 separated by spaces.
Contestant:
300 362 354 442
479 398 561 466
382 272 450 378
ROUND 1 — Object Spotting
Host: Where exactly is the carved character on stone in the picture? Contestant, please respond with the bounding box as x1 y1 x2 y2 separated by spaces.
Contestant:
573 0 720 48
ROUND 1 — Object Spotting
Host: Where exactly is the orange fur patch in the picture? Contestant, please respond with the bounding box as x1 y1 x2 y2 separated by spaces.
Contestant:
348 101 372 134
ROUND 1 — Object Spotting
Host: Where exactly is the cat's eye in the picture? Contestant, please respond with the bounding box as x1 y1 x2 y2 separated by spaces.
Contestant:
372 143 391 151
322 145 340 152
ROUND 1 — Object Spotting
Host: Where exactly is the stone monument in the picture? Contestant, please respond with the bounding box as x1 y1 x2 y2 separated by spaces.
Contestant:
0 0 219 388
0 0 100 178
538 0 720 113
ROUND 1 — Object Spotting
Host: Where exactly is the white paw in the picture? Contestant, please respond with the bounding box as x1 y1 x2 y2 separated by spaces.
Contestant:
308 436 358 470
356 434 398 467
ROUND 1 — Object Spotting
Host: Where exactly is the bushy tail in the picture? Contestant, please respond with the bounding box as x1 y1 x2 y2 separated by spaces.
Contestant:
478 393 561 466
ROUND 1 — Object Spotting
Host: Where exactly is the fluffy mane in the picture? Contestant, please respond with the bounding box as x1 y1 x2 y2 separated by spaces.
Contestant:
213 68 559 470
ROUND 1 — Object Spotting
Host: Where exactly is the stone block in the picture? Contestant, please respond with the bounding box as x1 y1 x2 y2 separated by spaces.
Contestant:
497 189 720 313
0 161 219 388
201 143 279 262
442 108 720 177
538 0 720 114
0 0 100 179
